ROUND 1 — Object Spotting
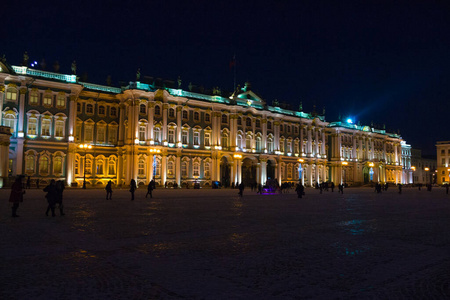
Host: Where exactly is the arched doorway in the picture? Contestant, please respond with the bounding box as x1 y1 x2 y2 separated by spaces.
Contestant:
241 157 256 187
220 156 231 187
266 160 275 181
363 166 369 184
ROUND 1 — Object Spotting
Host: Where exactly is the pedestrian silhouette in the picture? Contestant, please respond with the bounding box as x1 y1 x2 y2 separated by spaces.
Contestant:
105 180 113 200
44 180 57 217
130 179 137 200
55 180 65 216
9 175 25 217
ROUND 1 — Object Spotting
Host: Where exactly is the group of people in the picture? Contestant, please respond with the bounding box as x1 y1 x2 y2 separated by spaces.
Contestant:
8 176 65 218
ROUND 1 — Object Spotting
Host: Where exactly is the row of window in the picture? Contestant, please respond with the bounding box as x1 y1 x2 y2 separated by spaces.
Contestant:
25 152 64 176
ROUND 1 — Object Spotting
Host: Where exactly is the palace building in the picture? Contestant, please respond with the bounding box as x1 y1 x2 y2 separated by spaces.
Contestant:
0 59 412 188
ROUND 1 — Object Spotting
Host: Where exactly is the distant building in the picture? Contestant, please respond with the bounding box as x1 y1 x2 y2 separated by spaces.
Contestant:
436 141 450 185
0 58 411 188
411 149 436 184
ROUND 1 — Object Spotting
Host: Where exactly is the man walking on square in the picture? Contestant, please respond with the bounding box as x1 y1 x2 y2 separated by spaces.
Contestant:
146 180 154 198
9 175 25 217
238 182 244 197
130 179 137 201
105 180 113 200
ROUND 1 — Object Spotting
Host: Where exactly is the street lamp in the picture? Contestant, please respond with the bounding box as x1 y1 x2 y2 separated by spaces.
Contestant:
79 144 92 189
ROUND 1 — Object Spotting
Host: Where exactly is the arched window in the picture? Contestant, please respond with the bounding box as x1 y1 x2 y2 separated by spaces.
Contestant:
221 114 227 123
194 112 200 121
96 159 104 175
237 117 242 125
25 154 35 174
256 136 262 151
98 105 106 115
193 162 200 177
140 104 146 114
237 134 242 149
41 118 51 137
268 137 274 153
53 156 63 174
204 161 211 178
167 160 175 176
39 156 49 174
138 159 145 176
256 119 261 128
181 161 188 177
154 127 161 144
85 158 92 175
110 107 117 117
168 108 175 118
182 110 188 119
108 157 116 175
29 91 39 105
221 132 228 148
267 121 272 130
205 113 211 122
3 113 16 133
168 128 175 143
245 135 251 149
154 105 161 115
246 117 252 127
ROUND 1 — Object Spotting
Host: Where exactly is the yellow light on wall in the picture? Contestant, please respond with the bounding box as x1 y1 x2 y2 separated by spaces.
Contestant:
424 167 430 171
411 166 416 171
298 158 304 163
342 161 348 166
149 148 161 153
233 154 242 159
369 162 374 167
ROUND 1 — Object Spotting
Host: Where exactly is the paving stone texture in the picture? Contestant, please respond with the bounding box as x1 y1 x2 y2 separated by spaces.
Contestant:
1 186 450 299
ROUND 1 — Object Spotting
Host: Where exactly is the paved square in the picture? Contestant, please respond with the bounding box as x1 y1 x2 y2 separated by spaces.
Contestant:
1 186 450 299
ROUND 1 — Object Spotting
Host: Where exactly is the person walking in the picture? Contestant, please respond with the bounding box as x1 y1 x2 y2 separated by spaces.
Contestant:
130 179 137 201
146 180 154 198
105 180 113 200
9 176 25 217
55 180 66 216
331 182 335 192
238 182 244 197
398 183 402 194
295 183 304 198
36 178 40 189
44 179 58 217
26 176 31 189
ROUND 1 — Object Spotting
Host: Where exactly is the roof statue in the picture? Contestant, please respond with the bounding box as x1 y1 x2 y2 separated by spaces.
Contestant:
23 51 29 66
40 59 47 70
53 61 60 73
188 82 193 91
71 60 76 74
322 106 326 115
177 76 182 89
298 101 303 111
136 68 141 81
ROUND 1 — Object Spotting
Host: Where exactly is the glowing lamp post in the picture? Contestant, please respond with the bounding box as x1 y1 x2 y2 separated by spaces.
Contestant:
79 144 92 189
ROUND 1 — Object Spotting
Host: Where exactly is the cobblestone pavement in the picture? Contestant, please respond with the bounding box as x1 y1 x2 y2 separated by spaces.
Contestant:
1 186 450 299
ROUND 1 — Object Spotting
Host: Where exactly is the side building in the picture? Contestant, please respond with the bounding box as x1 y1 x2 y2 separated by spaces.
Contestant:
436 141 450 185
0 60 411 188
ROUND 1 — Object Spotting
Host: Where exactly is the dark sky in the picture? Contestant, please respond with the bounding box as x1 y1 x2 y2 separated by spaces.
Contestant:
3 0 450 155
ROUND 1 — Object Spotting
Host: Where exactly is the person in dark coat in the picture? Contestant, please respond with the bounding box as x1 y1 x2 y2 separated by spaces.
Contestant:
55 180 65 216
331 182 335 192
295 183 304 198
130 179 137 200
146 180 154 198
36 178 40 189
398 183 402 194
9 176 25 217
238 182 244 197
44 179 57 217
105 180 113 200
26 176 31 189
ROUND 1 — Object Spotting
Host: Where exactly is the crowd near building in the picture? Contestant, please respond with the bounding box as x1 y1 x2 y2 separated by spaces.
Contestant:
0 58 415 188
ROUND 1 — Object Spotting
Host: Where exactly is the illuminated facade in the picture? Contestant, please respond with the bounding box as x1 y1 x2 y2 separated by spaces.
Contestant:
0 60 411 188
436 141 450 185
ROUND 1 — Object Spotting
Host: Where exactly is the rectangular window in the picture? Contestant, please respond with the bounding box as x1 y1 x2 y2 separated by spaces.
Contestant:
96 162 104 175
97 127 105 143
41 119 51 136
204 133 210 146
55 121 64 138
43 95 52 106
108 127 117 144
168 129 175 143
193 132 200 145
108 161 116 175
193 164 200 176
85 125 93 142
6 90 17 101
29 93 38 105
139 126 146 141
28 119 37 135
204 163 210 177
182 131 188 144
76 124 82 142
56 95 65 107
181 162 187 177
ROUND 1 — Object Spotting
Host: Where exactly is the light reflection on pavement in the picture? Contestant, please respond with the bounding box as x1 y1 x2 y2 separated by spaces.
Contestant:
1 187 450 299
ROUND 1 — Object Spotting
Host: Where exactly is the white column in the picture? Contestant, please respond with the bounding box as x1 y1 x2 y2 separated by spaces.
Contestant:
176 106 182 145
161 154 167 185
176 154 181 186
17 88 26 135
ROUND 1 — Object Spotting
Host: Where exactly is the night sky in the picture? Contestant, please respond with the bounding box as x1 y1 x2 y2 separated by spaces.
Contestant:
3 0 449 155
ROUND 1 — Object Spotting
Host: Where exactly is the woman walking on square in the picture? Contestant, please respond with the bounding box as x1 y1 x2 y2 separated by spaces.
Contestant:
44 179 57 217
130 179 137 201
105 180 113 200
146 180 154 198
9 175 25 217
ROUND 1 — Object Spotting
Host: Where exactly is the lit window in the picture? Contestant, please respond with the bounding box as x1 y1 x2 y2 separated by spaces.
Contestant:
168 128 175 143
110 107 117 117
3 114 15 133
193 131 200 146
221 132 228 148
138 159 145 175
39 156 49 174
96 160 104 175
55 120 64 138
98 106 105 115
29 92 39 105
41 118 51 136
182 130 188 144
43 95 52 106
6 88 17 101
97 127 106 143
204 132 210 146
168 160 174 176
181 161 188 177
139 126 146 142
25 155 35 173
256 137 261 151
204 162 210 178
154 128 161 144
108 158 116 175
27 118 37 135
54 156 63 174
108 127 117 144
193 163 200 177
268 138 274 152
56 94 65 107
